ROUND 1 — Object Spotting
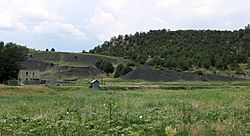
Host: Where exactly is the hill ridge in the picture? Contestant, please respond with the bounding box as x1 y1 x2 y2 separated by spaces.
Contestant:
90 28 250 71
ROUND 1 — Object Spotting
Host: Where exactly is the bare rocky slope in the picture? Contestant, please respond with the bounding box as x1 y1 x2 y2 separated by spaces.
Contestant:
22 51 241 81
123 66 238 81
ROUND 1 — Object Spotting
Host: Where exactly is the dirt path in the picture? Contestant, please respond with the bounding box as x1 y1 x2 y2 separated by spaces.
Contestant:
0 90 32 95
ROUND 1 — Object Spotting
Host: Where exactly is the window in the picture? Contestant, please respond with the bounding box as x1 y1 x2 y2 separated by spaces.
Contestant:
26 72 28 76
33 72 35 77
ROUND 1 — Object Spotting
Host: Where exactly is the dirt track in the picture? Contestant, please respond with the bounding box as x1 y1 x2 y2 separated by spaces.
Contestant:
0 90 32 95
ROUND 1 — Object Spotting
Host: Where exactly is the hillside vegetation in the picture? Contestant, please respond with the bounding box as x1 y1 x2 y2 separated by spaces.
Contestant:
23 51 132 79
28 51 130 67
90 26 250 71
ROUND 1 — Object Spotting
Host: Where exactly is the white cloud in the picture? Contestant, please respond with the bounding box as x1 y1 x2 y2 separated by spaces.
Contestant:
86 8 115 29
33 21 86 39
86 0 250 40
0 0 61 31
155 0 250 17
85 7 126 41
1 0 250 51
0 0 85 41
15 22 28 32
86 1 171 40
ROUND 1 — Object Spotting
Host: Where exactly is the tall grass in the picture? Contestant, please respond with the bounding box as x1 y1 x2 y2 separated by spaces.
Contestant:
0 82 249 135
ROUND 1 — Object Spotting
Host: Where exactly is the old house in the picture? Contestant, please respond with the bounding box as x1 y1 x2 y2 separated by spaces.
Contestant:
18 70 40 84
89 80 100 89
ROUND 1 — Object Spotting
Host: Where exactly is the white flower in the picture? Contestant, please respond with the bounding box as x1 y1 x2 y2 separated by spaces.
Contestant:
139 116 143 119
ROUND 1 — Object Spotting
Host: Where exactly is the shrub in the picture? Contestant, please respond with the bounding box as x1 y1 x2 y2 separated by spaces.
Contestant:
195 70 203 75
95 60 114 74
82 50 87 53
235 67 244 75
114 64 133 78
127 63 135 67
114 64 124 78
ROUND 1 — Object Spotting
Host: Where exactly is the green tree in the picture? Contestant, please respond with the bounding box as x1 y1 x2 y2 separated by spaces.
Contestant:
51 48 55 52
0 41 4 46
114 64 124 78
0 42 29 82
95 60 114 74
114 64 133 78
90 27 250 71
102 61 114 74
82 50 87 53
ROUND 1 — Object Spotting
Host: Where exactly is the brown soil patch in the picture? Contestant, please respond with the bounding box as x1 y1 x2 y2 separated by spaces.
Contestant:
0 90 32 95
0 90 13 95
190 124 206 136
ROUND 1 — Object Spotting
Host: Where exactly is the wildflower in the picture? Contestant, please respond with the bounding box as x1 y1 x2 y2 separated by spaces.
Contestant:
165 126 177 136
139 116 143 119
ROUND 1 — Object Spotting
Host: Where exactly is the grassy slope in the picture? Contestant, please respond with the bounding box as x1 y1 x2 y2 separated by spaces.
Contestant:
29 51 131 67
0 80 250 135
26 51 133 79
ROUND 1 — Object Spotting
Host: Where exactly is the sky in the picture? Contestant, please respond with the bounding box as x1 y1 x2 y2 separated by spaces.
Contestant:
0 0 250 52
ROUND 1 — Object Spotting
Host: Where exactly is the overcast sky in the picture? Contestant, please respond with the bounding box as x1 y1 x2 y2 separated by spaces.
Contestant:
0 0 250 52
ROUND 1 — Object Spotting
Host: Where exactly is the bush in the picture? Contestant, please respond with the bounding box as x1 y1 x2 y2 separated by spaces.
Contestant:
195 70 203 75
95 60 114 74
127 63 135 67
114 64 124 78
229 63 240 70
235 67 244 75
114 64 133 78
82 50 87 53
103 62 114 74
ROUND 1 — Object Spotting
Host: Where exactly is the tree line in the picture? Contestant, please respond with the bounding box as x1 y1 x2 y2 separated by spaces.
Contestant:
90 26 250 71
0 41 29 82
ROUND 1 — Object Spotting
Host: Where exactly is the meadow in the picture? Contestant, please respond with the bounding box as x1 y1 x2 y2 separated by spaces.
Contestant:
0 80 250 136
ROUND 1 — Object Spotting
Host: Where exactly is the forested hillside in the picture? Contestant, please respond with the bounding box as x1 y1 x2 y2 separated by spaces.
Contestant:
90 26 250 71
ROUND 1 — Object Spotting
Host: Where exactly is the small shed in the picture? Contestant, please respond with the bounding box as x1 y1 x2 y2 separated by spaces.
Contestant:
89 80 100 89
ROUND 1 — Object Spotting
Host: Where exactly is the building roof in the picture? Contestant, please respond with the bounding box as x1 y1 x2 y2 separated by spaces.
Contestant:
90 80 100 84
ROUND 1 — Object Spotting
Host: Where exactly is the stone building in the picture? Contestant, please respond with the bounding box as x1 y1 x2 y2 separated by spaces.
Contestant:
18 70 40 84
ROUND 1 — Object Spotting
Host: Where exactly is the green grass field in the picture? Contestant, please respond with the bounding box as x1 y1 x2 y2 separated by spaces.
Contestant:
0 80 250 136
